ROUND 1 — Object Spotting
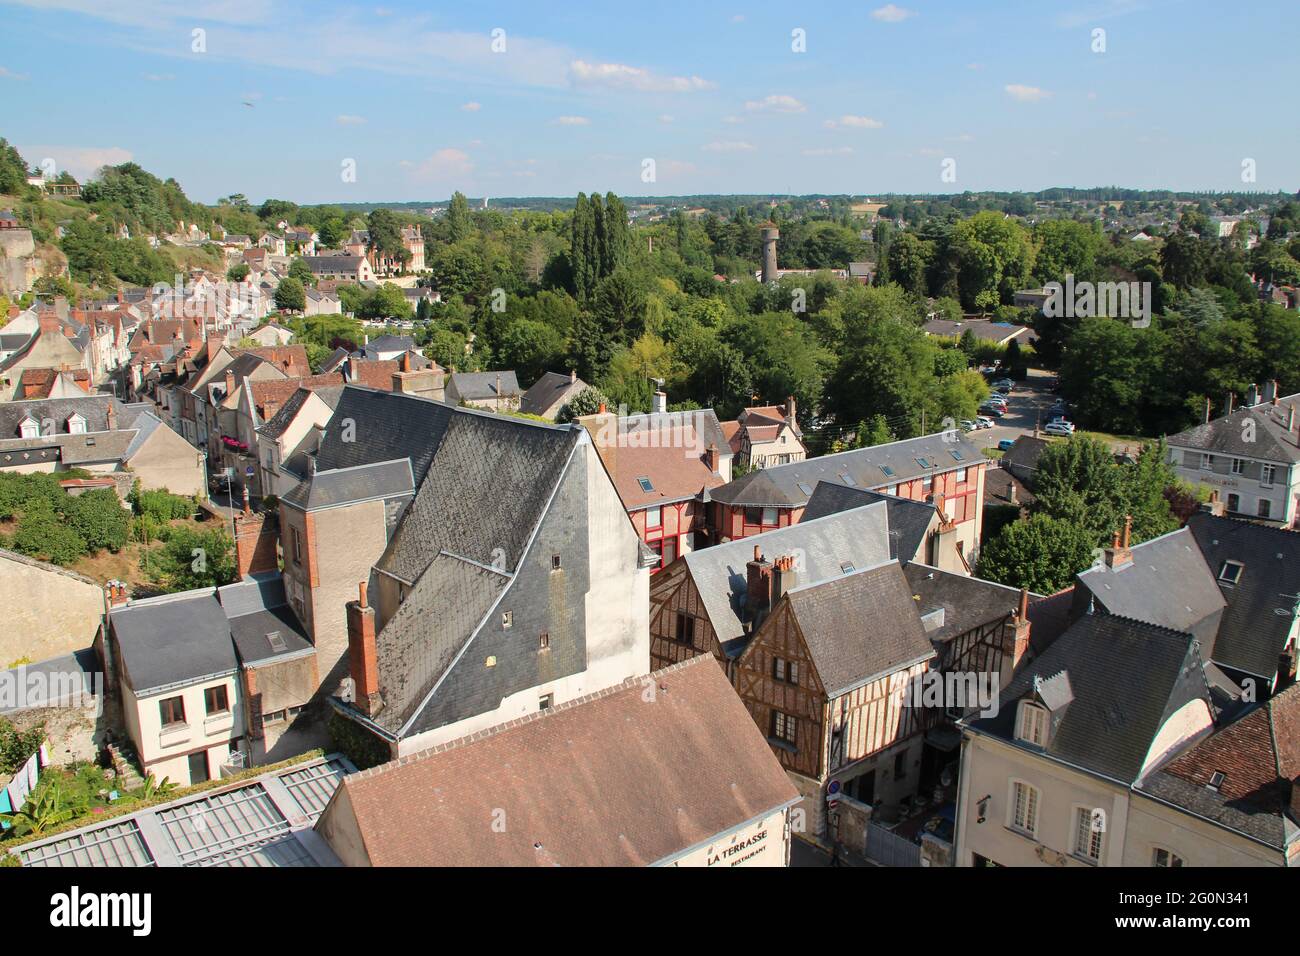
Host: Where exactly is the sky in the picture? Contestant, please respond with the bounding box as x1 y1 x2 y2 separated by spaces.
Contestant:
0 0 1296 204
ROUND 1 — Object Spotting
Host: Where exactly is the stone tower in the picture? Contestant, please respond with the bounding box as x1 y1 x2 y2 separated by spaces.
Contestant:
760 222 780 284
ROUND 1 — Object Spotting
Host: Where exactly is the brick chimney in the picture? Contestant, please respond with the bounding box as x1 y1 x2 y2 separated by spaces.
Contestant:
105 402 116 431
1225 391 1235 415
786 394 797 423
1204 397 1212 424
346 581 383 717
705 442 720 474
1204 490 1226 517
106 580 130 608
1104 515 1134 568
772 554 801 603
1004 587 1032 678
224 369 236 399
745 546 773 626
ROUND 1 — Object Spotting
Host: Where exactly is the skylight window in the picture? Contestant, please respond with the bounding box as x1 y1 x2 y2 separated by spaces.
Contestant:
840 561 855 574
637 477 654 493
916 457 932 469
267 630 287 652
950 450 965 462
1218 560 1244 585
880 465 895 478
796 481 814 496
839 473 855 486
1207 771 1225 791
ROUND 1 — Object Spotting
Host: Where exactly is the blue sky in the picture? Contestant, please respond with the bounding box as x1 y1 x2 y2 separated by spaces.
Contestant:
1 0 1296 203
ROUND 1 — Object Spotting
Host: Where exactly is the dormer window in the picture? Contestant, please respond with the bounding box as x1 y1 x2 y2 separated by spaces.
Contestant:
66 413 86 435
1218 560 1244 585
18 417 39 439
1015 700 1048 746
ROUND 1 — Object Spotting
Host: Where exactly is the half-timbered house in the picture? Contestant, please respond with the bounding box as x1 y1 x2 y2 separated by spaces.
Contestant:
648 501 893 673
732 559 938 836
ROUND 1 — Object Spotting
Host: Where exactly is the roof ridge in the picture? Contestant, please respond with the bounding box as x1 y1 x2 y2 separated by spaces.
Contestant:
350 657 713 784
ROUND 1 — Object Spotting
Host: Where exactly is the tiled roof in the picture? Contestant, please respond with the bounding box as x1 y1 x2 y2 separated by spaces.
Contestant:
783 560 936 696
519 371 584 416
249 372 345 419
711 430 986 507
586 412 726 510
1186 512 1300 680
1138 682 1300 850
969 614 1213 784
318 656 798 866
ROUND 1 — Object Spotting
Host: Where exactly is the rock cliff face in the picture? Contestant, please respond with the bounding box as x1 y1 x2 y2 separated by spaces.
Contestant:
0 229 59 294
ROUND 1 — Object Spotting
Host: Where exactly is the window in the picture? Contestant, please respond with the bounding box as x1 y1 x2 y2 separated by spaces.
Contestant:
1227 493 1240 513
1262 464 1277 486
674 613 695 646
291 526 303 566
538 632 550 652
1258 498 1272 519
839 473 856 486
771 710 797 745
840 561 855 574
1072 807 1104 862
159 696 186 727
501 610 513 629
915 457 932 469
1218 560 1244 585
539 694 553 711
1231 457 1245 475
66 414 86 435
645 506 662 529
796 481 815 496
550 554 561 571
1152 847 1184 868
953 467 967 482
762 507 778 526
893 751 907 780
204 685 229 715
1015 701 1048 746
880 465 895 479
637 476 654 493
772 657 798 684
1010 781 1039 836
1200 453 1215 471
18 417 39 439
262 709 286 725
1207 771 1226 791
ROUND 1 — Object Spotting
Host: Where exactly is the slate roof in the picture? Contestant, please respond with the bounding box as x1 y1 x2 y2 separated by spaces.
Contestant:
218 576 313 666
1001 435 1049 474
313 386 454 485
923 319 1030 342
1186 512 1300 680
680 501 893 653
783 560 935 696
281 458 414 512
801 482 935 561
258 386 325 442
1136 682 1300 851
318 347 349 374
1075 527 1225 655
903 563 1031 648
110 592 238 695
967 614 1214 785
0 395 129 437
519 371 584 416
710 430 986 507
318 656 798 866
304 255 368 274
356 335 414 355
448 370 521 401
1167 395 1300 464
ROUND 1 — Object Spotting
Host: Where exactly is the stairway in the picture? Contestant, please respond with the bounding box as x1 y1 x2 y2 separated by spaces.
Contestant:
106 743 144 792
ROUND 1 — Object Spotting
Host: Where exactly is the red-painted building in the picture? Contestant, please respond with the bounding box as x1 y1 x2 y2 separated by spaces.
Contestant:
579 405 734 572
709 430 989 570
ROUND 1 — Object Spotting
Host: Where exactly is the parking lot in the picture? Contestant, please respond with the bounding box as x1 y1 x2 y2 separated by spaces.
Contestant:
972 369 1061 451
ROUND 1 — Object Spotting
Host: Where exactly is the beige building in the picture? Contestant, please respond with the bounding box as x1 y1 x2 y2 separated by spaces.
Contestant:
955 614 1217 868
0 549 105 665
722 399 808 470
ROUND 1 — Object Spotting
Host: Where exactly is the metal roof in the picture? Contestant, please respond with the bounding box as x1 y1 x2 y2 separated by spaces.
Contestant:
16 756 355 868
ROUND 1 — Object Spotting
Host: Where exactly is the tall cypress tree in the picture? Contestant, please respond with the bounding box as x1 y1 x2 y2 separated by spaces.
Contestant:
571 193 592 299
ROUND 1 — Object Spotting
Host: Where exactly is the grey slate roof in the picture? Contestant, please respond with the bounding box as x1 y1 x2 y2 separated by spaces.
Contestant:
1001 435 1049 474
710 430 986 507
111 592 238 695
519 371 584 416
1075 527 1225 656
0 396 129 438
356 335 414 355
319 347 350 374
1168 395 1300 464
783 560 936 696
218 576 313 666
801 482 936 561
1186 512 1300 680
313 386 454 486
903 563 1031 648
682 501 893 654
448 370 521 401
258 386 315 442
968 614 1213 785
280 458 414 512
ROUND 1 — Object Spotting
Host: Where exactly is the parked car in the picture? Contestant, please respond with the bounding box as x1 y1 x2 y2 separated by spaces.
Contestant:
1044 421 1074 437
1048 416 1075 431
997 438 1017 451
992 378 1015 390
976 417 994 429
980 405 1006 417
960 420 977 432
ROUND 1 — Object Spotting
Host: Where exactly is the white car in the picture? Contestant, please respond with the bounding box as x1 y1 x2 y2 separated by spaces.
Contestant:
976 417 994 429
1044 421 1074 437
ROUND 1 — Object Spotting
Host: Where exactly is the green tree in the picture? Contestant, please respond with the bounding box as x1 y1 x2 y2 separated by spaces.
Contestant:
556 385 613 423
12 499 86 565
226 263 250 282
274 276 306 313
496 319 566 383
152 526 236 591
66 489 130 553
976 515 1096 594
447 191 473 243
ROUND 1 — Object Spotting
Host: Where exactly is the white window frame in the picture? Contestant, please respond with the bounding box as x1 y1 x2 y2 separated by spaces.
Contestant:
1015 700 1048 746
1261 463 1276 487
645 506 662 529
1200 453 1214 471
1008 780 1039 837
1230 457 1245 475
66 414 86 435
1071 805 1104 864
18 417 39 439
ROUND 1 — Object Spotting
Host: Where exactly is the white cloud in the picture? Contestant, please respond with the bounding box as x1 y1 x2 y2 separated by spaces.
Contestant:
405 147 473 181
335 114 366 125
802 147 854 156
702 140 754 152
0 66 28 80
554 115 590 125
569 59 713 93
461 101 481 111
19 144 133 181
825 115 884 129
745 94 806 113
871 4 915 22
1004 83 1052 102
658 114 674 123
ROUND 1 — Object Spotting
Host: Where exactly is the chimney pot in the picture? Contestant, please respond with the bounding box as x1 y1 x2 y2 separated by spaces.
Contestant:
358 580 368 608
